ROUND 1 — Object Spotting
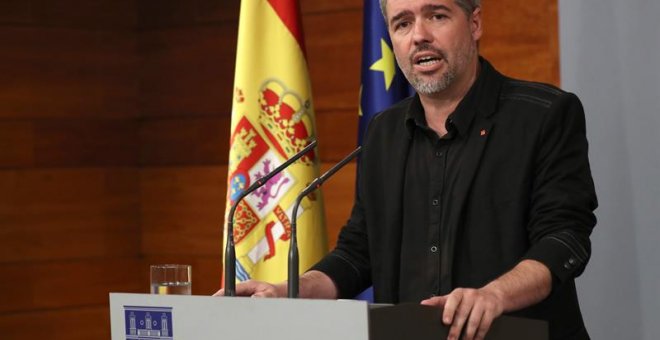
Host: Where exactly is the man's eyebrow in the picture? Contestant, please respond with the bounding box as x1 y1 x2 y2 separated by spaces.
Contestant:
423 4 452 13
389 10 413 26
389 4 453 26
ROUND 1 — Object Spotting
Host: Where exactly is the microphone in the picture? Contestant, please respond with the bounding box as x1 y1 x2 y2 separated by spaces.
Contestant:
288 146 362 298
224 139 318 296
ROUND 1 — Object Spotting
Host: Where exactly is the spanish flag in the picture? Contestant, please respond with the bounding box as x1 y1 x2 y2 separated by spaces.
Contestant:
224 0 326 283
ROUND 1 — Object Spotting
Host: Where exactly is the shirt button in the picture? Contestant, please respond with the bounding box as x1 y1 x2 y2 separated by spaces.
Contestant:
432 199 439 206
430 246 438 253
568 257 577 265
435 151 444 157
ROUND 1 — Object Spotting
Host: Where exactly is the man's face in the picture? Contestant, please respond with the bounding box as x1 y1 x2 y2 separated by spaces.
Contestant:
385 0 482 95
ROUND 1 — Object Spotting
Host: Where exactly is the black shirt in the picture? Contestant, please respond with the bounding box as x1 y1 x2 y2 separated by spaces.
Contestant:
398 69 484 302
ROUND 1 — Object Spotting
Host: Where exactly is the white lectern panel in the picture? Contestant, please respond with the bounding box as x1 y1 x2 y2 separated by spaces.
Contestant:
110 293 369 340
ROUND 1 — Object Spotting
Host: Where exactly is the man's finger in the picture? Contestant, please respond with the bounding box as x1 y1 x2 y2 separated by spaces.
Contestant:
463 302 485 340
475 308 496 340
442 289 464 325
447 290 474 340
235 280 259 296
420 295 447 307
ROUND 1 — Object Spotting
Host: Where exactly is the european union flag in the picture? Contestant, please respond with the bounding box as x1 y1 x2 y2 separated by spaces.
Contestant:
355 0 414 302
358 0 414 145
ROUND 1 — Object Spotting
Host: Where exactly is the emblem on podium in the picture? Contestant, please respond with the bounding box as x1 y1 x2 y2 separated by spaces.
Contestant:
124 306 173 340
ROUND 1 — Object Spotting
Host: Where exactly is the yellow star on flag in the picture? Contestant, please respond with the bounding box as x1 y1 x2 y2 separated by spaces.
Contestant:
369 38 396 91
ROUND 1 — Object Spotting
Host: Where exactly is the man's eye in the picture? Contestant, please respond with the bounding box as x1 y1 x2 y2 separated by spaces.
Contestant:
432 14 448 20
395 21 410 30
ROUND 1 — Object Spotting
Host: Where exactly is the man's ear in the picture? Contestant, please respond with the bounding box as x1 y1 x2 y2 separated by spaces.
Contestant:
471 7 483 41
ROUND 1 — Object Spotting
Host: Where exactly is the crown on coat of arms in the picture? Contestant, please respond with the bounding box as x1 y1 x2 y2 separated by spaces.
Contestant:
258 79 315 165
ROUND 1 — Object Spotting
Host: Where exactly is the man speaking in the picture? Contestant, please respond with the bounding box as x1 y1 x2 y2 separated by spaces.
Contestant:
216 1 597 339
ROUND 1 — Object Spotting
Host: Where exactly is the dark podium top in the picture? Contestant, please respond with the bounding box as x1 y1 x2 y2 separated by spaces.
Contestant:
369 304 548 340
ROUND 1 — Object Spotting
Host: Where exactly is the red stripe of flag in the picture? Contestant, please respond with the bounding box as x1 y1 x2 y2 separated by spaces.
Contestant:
267 0 307 56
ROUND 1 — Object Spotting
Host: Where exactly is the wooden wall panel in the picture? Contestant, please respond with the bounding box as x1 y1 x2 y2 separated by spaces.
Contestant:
0 306 110 340
316 109 360 162
139 161 223 294
0 0 136 28
0 120 138 168
138 25 237 118
138 0 239 28
139 116 230 166
140 166 226 256
0 28 138 119
33 120 138 167
0 258 142 314
481 0 559 85
0 2 139 338
305 9 363 113
301 1 361 14
0 122 34 167
320 162 357 249
0 168 139 262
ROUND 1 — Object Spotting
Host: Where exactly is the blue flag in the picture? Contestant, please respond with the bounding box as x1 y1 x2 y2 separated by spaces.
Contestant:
355 0 414 302
358 0 414 145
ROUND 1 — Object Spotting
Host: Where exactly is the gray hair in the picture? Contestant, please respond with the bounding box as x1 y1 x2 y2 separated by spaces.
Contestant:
379 0 481 20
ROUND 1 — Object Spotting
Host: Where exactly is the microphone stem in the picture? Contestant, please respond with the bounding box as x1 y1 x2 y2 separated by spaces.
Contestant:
224 220 236 296
287 146 361 298
288 194 304 298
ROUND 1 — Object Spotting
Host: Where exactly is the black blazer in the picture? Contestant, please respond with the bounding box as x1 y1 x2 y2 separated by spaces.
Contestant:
313 59 597 340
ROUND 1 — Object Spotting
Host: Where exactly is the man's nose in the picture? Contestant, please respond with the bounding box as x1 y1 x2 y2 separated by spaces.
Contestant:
412 21 433 44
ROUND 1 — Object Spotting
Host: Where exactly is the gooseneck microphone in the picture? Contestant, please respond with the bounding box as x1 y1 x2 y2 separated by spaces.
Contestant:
224 139 317 296
288 146 362 298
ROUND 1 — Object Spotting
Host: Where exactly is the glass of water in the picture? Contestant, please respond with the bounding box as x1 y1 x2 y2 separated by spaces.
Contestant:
150 264 192 295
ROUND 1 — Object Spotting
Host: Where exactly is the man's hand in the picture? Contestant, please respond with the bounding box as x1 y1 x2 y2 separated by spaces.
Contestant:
420 260 552 340
212 280 286 298
212 270 338 299
422 286 504 340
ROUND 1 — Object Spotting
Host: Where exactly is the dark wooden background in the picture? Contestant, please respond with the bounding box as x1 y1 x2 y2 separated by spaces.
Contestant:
0 0 558 338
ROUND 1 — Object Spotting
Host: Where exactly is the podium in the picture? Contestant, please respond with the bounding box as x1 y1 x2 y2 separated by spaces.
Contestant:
109 293 547 340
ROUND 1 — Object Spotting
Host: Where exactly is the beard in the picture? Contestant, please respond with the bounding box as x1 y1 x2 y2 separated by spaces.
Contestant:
398 43 472 95
412 68 456 95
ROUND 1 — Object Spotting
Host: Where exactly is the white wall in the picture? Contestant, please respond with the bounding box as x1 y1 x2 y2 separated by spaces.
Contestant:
559 1 660 339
